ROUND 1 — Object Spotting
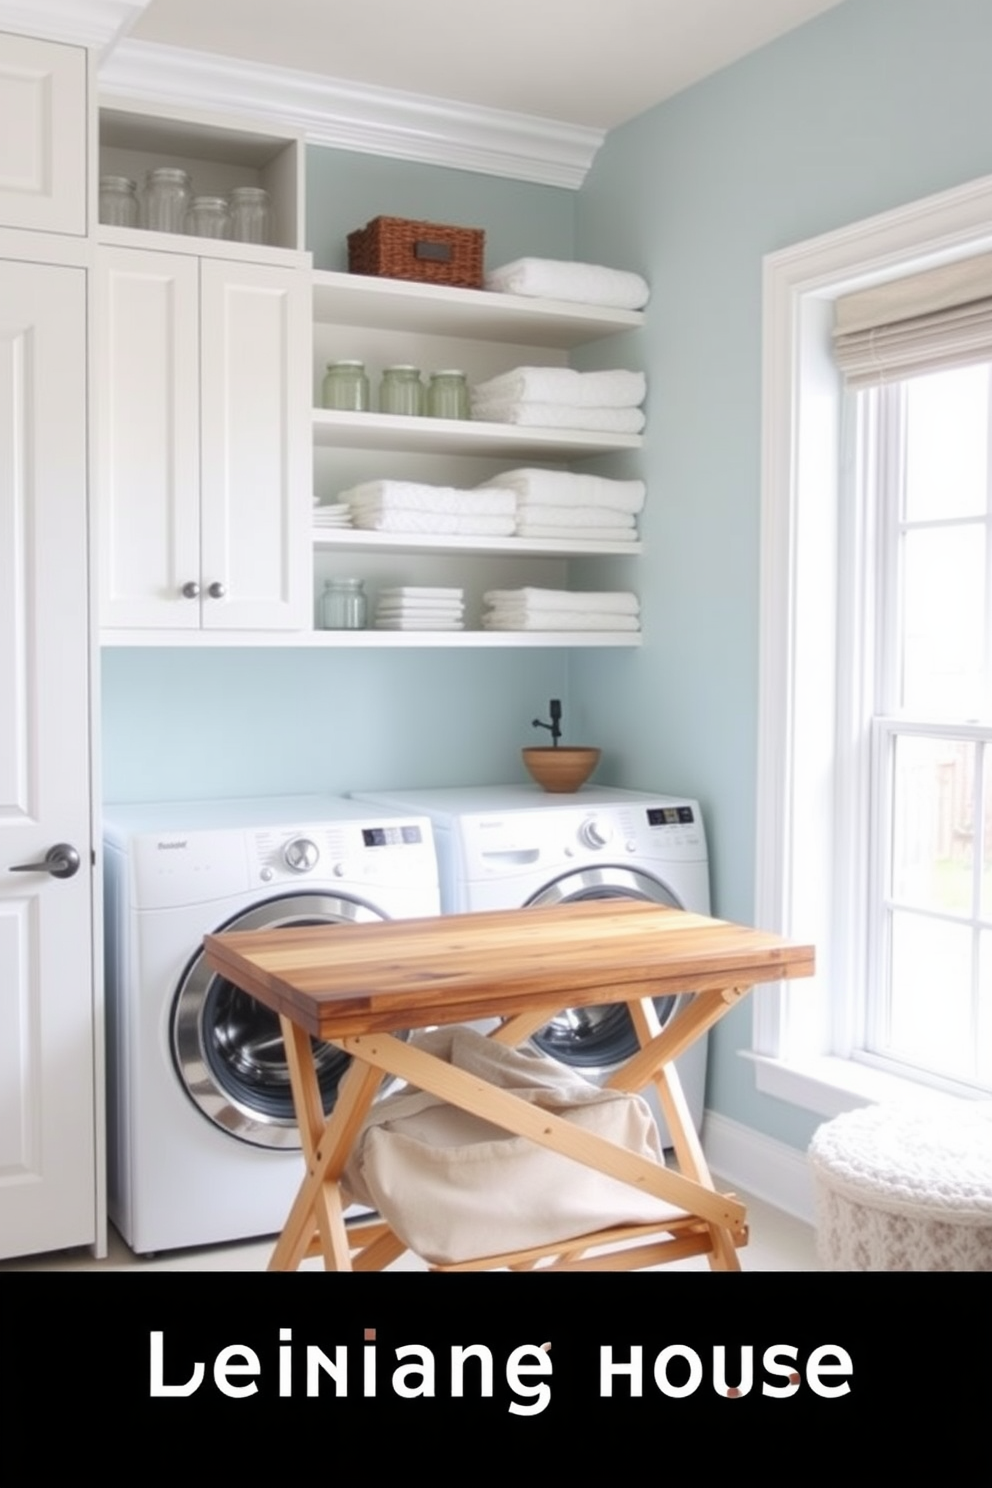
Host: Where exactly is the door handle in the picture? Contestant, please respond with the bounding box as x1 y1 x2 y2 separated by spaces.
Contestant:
9 843 81 880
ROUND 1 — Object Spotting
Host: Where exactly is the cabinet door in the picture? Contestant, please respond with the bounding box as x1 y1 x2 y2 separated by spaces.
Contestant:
0 259 95 1258
0 32 86 235
96 247 201 629
199 259 310 630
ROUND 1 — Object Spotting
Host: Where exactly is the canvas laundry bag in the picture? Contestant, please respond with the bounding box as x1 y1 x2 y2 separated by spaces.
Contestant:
342 1024 685 1264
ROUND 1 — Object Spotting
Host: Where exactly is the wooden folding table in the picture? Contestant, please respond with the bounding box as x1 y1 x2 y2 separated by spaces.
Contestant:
204 900 814 1273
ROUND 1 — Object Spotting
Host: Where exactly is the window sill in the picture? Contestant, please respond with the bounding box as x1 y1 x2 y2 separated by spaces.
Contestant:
742 1051 979 1121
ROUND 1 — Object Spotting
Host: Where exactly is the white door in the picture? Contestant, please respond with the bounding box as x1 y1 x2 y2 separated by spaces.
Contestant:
0 257 96 1258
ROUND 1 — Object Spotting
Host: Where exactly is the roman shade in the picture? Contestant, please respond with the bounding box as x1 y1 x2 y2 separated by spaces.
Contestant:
833 250 992 385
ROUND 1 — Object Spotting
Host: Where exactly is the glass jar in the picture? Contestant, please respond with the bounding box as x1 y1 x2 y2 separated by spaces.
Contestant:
379 364 424 417
184 195 231 239
229 186 271 244
322 360 370 412
99 175 138 228
320 578 367 630
142 168 192 234
426 369 470 420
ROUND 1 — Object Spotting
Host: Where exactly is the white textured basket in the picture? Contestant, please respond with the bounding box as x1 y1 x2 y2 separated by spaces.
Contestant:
808 1101 992 1271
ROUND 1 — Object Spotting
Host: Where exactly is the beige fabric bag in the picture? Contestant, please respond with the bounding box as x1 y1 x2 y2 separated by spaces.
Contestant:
342 1024 684 1265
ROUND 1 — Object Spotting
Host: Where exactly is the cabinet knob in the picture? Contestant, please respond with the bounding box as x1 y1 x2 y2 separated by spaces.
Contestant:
180 581 200 599
207 581 226 600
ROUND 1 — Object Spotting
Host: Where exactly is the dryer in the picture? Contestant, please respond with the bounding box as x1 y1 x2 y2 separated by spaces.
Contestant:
352 785 711 1145
103 795 439 1254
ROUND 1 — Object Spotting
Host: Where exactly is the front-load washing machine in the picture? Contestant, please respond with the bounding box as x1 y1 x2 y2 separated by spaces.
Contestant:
103 795 439 1254
352 784 711 1147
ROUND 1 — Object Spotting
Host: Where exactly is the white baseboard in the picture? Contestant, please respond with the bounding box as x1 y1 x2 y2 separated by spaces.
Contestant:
702 1109 815 1225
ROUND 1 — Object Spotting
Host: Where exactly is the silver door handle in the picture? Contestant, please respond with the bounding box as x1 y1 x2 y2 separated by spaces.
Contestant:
9 843 81 880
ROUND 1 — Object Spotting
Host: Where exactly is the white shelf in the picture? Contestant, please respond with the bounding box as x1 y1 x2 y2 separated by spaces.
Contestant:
101 629 642 648
312 527 641 557
312 269 644 347
95 223 310 268
313 407 641 458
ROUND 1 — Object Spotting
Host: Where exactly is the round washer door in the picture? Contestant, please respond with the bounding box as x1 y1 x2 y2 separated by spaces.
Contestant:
172 892 386 1150
526 866 684 1071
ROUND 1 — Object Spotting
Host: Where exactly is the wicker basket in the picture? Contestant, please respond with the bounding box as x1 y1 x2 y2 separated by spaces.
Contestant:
347 216 485 289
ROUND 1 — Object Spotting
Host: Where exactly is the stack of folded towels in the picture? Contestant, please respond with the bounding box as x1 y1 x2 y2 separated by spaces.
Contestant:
339 480 516 537
478 467 644 543
469 366 645 434
485 258 650 311
374 586 465 631
481 587 641 633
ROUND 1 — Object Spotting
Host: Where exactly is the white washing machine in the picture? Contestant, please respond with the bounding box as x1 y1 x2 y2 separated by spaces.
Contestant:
352 784 711 1146
103 795 439 1255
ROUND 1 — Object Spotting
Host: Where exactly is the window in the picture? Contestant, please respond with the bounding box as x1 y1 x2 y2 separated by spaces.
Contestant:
753 175 992 1116
854 368 992 1090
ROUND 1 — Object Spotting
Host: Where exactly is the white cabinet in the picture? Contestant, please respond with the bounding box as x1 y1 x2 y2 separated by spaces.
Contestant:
0 31 86 235
97 245 310 633
310 270 645 647
0 254 96 1259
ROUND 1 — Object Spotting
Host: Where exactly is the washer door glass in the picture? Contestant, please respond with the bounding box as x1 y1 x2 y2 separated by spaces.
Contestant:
527 867 683 1070
172 893 387 1150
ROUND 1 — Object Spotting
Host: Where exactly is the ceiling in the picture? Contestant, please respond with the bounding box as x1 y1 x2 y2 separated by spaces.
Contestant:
127 0 848 132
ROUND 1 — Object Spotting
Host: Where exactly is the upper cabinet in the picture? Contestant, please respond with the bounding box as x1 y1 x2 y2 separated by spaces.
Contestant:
95 246 311 633
97 98 305 254
0 31 86 235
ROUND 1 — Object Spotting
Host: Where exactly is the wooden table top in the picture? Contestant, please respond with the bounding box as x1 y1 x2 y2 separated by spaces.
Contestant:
204 900 815 1040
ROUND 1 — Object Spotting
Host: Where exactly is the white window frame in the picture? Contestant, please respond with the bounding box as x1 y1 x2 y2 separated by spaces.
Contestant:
752 171 992 1118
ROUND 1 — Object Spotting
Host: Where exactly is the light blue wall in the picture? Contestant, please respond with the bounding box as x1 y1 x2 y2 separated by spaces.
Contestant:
100 151 577 806
574 0 992 1148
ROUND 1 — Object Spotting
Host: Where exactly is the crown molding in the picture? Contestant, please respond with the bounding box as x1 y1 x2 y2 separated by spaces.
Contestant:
98 39 604 189
0 0 146 53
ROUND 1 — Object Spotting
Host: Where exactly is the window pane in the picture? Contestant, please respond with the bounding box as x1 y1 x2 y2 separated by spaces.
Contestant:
885 910 974 1082
891 735 976 915
900 524 986 714
904 364 990 522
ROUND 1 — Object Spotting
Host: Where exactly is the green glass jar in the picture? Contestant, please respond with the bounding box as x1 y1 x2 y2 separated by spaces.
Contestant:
322 360 370 412
426 369 470 420
379 364 424 417
320 578 367 630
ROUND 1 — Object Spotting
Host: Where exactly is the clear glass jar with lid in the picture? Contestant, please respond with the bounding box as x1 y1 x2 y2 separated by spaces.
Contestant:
426 369 470 420
184 196 231 239
322 361 370 412
99 175 138 227
320 578 367 630
379 365 424 417
142 167 192 234
228 186 271 244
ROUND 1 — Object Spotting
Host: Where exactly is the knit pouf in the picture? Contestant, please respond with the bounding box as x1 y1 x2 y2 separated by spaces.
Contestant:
808 1102 992 1271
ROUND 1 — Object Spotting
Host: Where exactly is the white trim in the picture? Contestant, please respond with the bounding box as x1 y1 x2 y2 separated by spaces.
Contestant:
97 39 605 189
702 1110 816 1225
0 0 146 52
756 168 992 1116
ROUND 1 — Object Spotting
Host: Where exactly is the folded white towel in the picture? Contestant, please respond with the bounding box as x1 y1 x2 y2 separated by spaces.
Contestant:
374 617 465 631
515 506 634 530
376 603 465 618
470 401 645 434
515 524 639 543
379 586 465 601
351 513 516 536
482 610 641 632
341 480 516 516
471 367 645 408
479 467 646 514
483 587 640 615
485 258 650 310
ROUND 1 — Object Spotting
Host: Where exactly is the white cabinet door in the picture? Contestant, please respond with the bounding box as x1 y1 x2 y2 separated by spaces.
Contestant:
97 249 310 632
0 32 86 235
200 259 310 631
96 247 201 629
0 259 95 1259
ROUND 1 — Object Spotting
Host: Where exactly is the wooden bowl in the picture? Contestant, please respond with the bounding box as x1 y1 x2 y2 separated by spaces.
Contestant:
522 746 601 793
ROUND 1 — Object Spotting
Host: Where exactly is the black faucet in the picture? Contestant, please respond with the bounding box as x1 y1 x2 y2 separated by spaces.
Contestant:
531 698 563 747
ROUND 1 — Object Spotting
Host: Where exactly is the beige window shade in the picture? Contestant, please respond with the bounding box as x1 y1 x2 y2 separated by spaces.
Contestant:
833 251 992 385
